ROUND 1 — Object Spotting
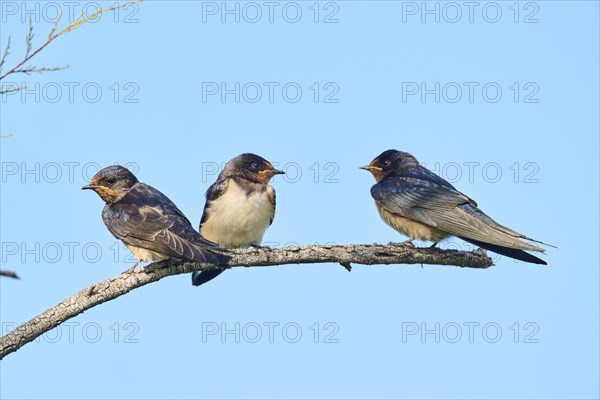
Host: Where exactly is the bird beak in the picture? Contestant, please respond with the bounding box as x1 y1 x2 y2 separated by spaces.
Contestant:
359 165 380 171
272 169 285 175
81 185 97 190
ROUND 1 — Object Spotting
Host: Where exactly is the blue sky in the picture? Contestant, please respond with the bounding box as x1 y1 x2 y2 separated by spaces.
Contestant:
1 1 598 399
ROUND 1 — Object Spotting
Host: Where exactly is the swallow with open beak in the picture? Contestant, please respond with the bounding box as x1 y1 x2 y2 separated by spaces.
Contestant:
192 153 285 286
83 165 229 273
360 150 553 264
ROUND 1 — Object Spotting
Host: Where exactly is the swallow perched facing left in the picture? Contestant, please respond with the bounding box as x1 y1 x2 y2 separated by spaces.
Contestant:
83 165 229 273
191 153 285 286
361 150 553 265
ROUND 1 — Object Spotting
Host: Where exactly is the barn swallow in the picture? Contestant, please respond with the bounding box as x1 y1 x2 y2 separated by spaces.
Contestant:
360 150 553 265
191 153 284 286
83 165 229 273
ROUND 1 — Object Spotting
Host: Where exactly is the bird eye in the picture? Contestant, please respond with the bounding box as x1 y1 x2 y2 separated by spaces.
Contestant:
252 162 260 170
382 160 391 167
106 177 116 185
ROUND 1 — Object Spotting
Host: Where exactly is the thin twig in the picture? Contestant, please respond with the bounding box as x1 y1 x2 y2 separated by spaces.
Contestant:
0 36 11 72
0 270 19 279
24 16 34 59
8 65 68 76
0 0 143 81
0 84 25 95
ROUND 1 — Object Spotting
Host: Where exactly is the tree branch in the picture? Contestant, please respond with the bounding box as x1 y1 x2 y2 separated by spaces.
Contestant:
0 243 492 359
0 270 19 279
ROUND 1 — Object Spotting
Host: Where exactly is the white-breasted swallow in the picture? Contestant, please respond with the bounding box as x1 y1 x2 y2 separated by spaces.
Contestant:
192 153 284 285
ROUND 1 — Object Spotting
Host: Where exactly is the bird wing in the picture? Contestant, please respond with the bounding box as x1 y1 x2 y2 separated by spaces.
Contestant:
103 184 228 265
371 176 545 252
267 185 276 225
200 179 229 229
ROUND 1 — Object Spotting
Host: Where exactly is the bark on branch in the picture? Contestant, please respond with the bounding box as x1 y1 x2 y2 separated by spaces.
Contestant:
0 243 492 359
